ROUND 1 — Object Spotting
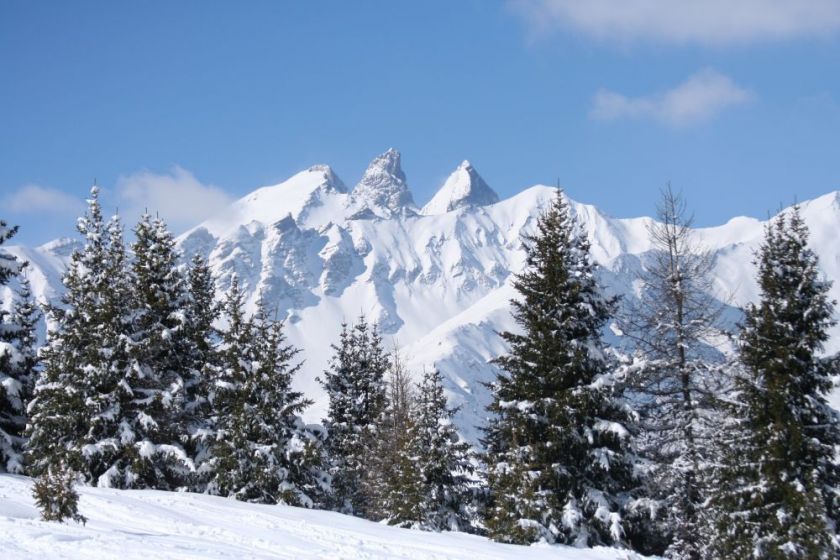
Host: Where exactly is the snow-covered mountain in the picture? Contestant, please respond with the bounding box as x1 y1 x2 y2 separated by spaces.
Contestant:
8 149 840 442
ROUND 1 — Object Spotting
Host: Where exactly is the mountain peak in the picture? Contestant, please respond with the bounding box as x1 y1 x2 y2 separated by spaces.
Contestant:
421 160 499 215
351 149 416 217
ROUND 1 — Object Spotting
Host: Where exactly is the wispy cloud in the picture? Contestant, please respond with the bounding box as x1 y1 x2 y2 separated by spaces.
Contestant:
3 184 85 215
590 69 753 127
115 166 232 232
510 0 840 46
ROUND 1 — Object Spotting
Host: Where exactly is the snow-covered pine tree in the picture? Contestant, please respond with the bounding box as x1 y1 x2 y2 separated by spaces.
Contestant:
32 459 87 525
365 353 424 526
413 368 475 532
27 187 134 483
618 186 728 559
483 189 635 546
319 315 389 517
181 254 219 488
0 220 39 474
0 220 20 285
122 213 193 489
206 275 255 497
711 207 840 559
207 282 326 505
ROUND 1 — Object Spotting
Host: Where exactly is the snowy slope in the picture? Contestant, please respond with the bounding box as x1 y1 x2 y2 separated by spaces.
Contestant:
0 474 646 560
7 150 840 438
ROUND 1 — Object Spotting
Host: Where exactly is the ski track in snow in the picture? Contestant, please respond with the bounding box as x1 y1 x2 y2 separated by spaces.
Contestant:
0 475 646 560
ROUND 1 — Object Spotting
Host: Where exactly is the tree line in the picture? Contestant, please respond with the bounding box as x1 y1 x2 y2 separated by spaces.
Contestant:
1 185 838 559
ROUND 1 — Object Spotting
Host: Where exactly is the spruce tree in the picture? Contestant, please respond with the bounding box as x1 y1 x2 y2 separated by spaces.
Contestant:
483 190 635 546
618 186 728 558
319 315 389 517
181 254 219 488
207 283 326 505
122 213 194 489
712 207 839 559
206 276 256 497
32 460 87 525
413 368 475 532
0 221 39 474
27 187 133 483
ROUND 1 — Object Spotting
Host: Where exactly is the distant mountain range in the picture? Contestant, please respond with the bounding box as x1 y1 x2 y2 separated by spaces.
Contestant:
7 149 840 441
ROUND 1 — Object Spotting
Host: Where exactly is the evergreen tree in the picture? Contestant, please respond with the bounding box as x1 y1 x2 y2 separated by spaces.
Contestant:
483 190 635 546
618 186 728 558
0 220 20 285
712 207 840 559
32 460 87 524
27 187 133 483
0 221 39 473
206 276 256 497
413 368 475 532
181 254 219 488
121 213 194 489
207 283 326 505
319 315 389 517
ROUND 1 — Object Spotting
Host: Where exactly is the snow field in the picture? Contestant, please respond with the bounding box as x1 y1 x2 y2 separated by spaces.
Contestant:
0 475 647 560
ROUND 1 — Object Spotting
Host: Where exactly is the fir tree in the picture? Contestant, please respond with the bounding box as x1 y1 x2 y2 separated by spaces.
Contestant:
32 460 87 525
483 190 635 546
121 213 194 489
206 276 256 497
618 186 728 558
319 315 389 517
207 283 326 505
712 207 840 559
413 368 475 532
181 254 219 488
0 222 39 474
27 187 132 482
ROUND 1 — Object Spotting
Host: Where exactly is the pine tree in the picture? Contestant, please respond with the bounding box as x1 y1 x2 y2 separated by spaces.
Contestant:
712 207 839 559
319 315 389 517
27 187 132 482
483 190 635 546
181 254 219 488
0 220 20 285
0 221 39 474
121 213 194 489
206 283 326 505
413 368 475 532
32 460 87 524
618 186 728 558
206 276 256 497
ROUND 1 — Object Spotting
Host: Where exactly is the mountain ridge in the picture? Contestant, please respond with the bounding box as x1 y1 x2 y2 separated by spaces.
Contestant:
5 152 840 441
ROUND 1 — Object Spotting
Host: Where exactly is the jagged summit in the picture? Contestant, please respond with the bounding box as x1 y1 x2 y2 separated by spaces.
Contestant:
350 148 416 218
421 160 499 215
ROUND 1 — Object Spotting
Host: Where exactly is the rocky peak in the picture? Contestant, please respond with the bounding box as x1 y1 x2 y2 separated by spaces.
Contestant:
421 160 499 215
351 148 416 217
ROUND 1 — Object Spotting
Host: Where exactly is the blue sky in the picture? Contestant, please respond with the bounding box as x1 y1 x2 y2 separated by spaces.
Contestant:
2 0 839 245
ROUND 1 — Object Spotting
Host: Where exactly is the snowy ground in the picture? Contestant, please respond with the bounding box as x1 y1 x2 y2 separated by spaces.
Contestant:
0 475 647 560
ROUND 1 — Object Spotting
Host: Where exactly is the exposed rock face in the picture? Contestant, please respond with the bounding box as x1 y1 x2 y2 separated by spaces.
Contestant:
350 148 416 218
9 153 840 442
422 160 499 215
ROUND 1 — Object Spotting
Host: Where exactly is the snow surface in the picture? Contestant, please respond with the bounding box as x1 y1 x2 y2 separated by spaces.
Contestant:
421 160 500 215
0 474 646 560
6 153 840 440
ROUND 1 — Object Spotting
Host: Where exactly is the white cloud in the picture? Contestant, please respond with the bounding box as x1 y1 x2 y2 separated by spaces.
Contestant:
115 166 232 232
510 0 840 45
591 69 753 127
3 184 84 215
